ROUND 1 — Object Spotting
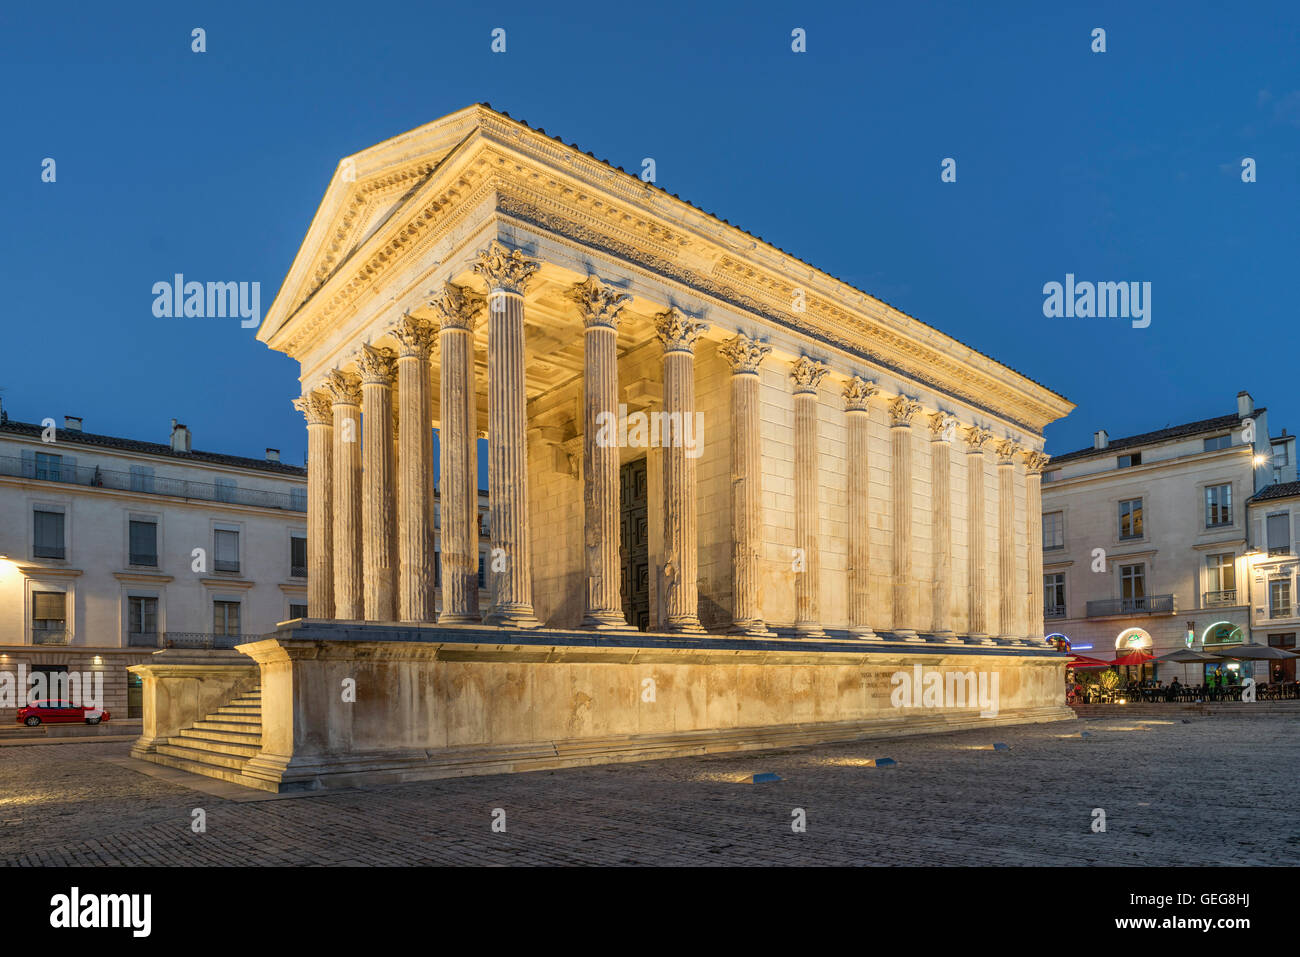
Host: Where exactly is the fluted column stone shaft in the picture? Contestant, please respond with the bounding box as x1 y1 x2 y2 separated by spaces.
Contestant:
928 414 955 637
324 370 363 619
843 376 879 638
475 241 541 628
963 428 993 641
719 334 773 636
791 357 829 636
1023 450 1051 642
655 308 709 634
995 440 1020 641
889 397 922 639
433 282 485 625
358 345 397 621
572 277 633 630
293 391 334 618
391 314 436 622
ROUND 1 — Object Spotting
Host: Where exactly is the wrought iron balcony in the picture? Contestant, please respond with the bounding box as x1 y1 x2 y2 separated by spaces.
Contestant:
161 632 262 650
1203 589 1238 607
32 628 70 645
1085 595 1175 618
1269 606 1293 620
127 631 161 647
1045 604 1067 619
0 454 304 512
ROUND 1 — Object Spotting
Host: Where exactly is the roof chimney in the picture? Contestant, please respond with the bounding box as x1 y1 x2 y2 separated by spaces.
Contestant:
1093 429 1109 450
1238 391 1254 417
64 416 82 432
170 420 192 453
265 448 280 462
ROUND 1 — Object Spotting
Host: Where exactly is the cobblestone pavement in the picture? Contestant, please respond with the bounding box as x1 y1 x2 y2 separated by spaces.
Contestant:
2 714 1297 866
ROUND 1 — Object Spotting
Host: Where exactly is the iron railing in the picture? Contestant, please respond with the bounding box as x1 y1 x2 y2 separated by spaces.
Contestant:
1269 606 1293 620
1203 589 1238 607
161 631 265 650
0 454 304 512
1045 604 1067 618
127 631 160 647
1085 595 1175 617
32 628 70 645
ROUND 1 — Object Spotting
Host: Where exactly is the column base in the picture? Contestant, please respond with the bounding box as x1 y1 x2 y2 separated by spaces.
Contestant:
663 617 707 635
727 620 776 638
483 605 542 629
894 629 925 642
966 633 997 646
436 613 483 627
579 611 638 632
848 627 884 641
794 622 829 638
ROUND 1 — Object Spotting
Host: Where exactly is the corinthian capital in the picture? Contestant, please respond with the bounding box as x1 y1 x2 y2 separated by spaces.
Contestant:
789 356 829 394
293 391 334 426
356 343 397 385
842 375 879 411
389 311 437 359
473 240 539 295
887 395 922 427
653 307 708 354
569 276 630 330
962 426 994 452
1022 449 1052 473
993 439 1022 464
430 281 485 332
718 333 771 375
927 412 954 439
322 369 362 406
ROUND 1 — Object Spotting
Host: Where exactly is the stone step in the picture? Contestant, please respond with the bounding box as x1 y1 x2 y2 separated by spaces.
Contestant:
218 702 261 712
156 741 252 770
178 725 261 746
208 709 262 724
192 718 263 735
174 730 261 755
143 750 279 792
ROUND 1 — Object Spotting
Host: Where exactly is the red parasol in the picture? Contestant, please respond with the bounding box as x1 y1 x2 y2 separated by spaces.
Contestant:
1110 649 1155 666
1068 654 1111 669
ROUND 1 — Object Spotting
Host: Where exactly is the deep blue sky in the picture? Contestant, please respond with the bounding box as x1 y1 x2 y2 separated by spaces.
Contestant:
3 0 1297 471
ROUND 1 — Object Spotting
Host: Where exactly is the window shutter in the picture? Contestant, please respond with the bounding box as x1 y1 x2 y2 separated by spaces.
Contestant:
33 592 66 619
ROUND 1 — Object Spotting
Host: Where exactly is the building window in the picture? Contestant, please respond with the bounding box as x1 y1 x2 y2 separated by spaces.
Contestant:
34 508 66 559
1203 435 1232 452
213 600 241 636
129 519 158 566
1267 513 1291 556
478 552 486 589
128 596 158 642
214 477 237 504
1042 469 1060 483
1205 553 1236 605
1204 483 1232 528
32 591 67 644
1269 580 1292 619
130 465 155 493
1268 633 1296 648
1117 452 1141 469
289 487 307 511
1044 573 1066 617
1119 563 1146 612
288 602 308 620
1118 498 1143 540
1042 511 1064 550
35 452 63 481
290 534 307 578
214 528 240 573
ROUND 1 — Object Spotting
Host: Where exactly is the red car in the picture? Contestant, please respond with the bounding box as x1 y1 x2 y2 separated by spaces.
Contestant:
16 700 110 727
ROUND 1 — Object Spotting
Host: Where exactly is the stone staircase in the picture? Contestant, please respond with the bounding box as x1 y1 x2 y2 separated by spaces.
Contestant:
147 686 265 785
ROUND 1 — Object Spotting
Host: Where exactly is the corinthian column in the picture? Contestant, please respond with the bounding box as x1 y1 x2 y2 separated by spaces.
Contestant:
963 427 993 643
323 370 363 619
927 413 955 638
790 356 829 637
474 240 541 628
843 376 880 638
889 396 922 639
571 276 634 630
718 333 773 637
357 344 397 621
431 282 484 625
655 307 709 634
390 313 436 622
1023 450 1051 643
292 390 334 618
995 439 1021 643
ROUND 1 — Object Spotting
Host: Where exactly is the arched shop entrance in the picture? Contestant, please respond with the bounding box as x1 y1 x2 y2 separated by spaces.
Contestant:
1115 628 1155 682
1201 621 1248 684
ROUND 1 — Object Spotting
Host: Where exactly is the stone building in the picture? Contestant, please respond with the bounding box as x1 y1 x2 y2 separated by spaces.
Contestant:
0 406 307 721
132 105 1075 791
1041 391 1295 681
